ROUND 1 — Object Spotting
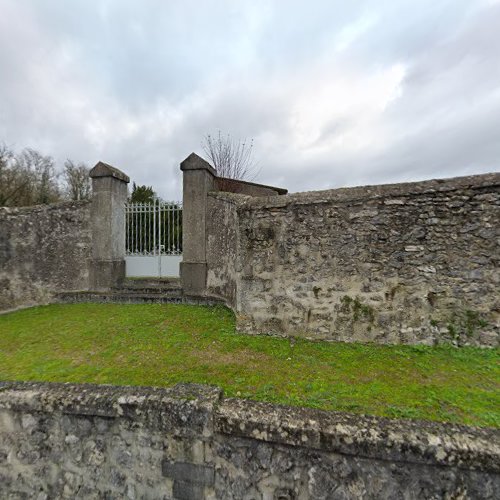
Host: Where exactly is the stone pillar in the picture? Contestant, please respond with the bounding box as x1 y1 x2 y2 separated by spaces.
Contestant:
180 153 218 295
89 161 130 290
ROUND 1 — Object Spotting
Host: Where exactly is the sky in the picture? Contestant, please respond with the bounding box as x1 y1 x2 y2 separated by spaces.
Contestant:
0 0 499 200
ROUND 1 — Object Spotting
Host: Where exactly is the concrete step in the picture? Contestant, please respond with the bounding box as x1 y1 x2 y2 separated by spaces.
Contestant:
107 277 182 295
56 290 224 306
116 278 181 294
113 286 181 295
122 277 180 288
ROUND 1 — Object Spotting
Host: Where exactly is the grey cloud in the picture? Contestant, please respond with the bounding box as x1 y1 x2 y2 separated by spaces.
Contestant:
0 0 498 201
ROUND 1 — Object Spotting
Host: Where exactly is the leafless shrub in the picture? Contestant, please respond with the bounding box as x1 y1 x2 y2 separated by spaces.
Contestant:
63 160 91 201
202 131 259 191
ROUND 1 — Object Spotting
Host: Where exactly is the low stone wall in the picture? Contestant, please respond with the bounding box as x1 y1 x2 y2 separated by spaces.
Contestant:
0 201 91 311
0 381 498 499
206 173 500 346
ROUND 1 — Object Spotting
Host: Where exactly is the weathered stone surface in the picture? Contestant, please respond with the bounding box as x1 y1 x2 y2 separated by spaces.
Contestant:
206 193 240 307
0 382 498 499
89 162 129 290
216 398 499 472
89 161 130 183
0 201 91 311
182 153 287 299
206 173 500 346
0 161 130 310
180 154 218 296
214 438 499 500
0 382 221 499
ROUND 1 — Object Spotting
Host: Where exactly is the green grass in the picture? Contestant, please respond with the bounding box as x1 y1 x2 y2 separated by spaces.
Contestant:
0 303 498 428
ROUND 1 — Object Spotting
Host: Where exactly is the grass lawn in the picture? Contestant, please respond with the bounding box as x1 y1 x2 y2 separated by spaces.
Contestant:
0 303 498 428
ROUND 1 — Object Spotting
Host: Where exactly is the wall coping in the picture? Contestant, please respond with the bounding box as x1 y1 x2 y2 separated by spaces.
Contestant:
0 382 221 437
180 153 217 176
214 172 500 210
217 398 500 473
0 200 91 215
0 381 498 473
217 176 288 195
0 382 221 416
89 161 130 183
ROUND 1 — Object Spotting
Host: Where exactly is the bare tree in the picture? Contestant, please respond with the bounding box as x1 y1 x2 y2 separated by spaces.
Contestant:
0 144 25 206
63 160 91 201
0 144 62 206
202 131 258 190
17 148 61 205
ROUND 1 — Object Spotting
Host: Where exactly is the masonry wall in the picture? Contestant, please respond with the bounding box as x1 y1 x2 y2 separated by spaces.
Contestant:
0 381 498 499
206 193 241 308
206 173 500 346
0 201 92 311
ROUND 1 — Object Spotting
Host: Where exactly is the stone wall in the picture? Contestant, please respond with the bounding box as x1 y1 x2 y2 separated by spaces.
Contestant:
0 162 130 312
0 381 498 499
206 193 241 308
206 173 500 346
0 201 92 311
180 153 287 297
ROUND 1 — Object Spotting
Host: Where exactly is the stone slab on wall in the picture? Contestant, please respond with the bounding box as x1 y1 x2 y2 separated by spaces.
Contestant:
0 381 498 499
207 173 500 346
217 177 288 196
0 201 91 311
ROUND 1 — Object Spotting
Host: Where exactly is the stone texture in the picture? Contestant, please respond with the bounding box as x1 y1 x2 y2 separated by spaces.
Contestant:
216 398 499 472
181 153 287 298
0 382 220 500
0 381 498 499
0 162 130 311
89 161 130 183
89 162 129 290
0 201 91 311
206 173 500 346
206 193 240 307
180 154 218 296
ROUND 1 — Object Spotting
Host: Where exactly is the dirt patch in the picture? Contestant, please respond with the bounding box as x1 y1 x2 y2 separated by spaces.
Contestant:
190 346 272 367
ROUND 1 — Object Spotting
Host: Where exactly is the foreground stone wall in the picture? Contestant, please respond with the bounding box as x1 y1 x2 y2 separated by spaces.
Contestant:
206 173 499 346
0 201 91 311
0 381 498 499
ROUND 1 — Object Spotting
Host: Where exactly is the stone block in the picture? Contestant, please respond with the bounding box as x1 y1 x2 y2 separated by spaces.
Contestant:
180 262 207 295
89 259 125 290
161 460 215 486
172 479 205 500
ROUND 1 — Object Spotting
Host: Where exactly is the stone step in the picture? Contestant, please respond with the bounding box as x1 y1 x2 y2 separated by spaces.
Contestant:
122 277 181 288
113 286 182 295
113 278 182 295
56 291 224 306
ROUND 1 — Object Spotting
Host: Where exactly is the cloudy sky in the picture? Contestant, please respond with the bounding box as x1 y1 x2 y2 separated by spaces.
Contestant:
1 0 499 199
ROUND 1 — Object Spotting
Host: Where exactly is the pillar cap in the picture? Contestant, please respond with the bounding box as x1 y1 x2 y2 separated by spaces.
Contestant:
90 161 130 183
180 153 217 177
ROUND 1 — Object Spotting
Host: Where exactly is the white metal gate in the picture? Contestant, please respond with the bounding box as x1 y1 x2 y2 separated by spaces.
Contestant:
125 200 182 277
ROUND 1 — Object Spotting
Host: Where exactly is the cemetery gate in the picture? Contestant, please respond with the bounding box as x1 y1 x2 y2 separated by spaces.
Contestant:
125 199 182 277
